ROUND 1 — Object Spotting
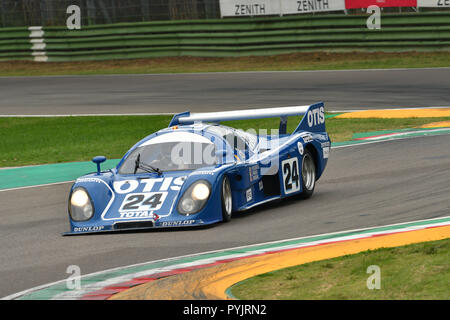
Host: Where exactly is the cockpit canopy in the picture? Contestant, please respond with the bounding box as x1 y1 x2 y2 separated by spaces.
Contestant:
118 126 259 174
119 131 216 174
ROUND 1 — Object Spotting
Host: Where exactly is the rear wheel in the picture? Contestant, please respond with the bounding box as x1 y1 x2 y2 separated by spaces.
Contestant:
300 149 316 199
221 176 233 222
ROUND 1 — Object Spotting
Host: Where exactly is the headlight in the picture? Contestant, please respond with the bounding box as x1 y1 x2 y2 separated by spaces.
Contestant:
177 180 211 215
69 187 94 221
71 189 89 207
192 182 210 200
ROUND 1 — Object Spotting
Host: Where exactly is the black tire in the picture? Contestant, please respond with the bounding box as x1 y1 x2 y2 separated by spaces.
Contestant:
299 149 316 199
221 176 233 222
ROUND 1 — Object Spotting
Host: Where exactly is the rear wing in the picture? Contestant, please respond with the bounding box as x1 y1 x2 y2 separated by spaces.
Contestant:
169 102 326 135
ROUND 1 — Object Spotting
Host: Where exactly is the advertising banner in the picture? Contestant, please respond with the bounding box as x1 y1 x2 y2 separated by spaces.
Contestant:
417 0 450 7
220 0 281 16
220 0 346 17
344 0 417 9
220 0 447 17
283 0 346 14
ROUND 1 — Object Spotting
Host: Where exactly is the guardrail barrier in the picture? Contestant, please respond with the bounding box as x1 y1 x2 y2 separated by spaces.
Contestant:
1 11 449 62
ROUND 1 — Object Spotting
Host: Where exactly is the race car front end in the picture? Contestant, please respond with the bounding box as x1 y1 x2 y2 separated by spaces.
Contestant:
65 168 226 235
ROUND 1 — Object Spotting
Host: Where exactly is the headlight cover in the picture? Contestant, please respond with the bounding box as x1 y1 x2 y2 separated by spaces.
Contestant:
177 180 211 215
69 187 94 221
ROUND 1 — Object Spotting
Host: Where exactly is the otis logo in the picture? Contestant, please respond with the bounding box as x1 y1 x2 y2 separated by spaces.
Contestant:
113 177 186 194
307 106 325 127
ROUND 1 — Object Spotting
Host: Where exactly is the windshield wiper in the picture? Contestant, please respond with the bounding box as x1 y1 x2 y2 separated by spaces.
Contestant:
134 154 162 175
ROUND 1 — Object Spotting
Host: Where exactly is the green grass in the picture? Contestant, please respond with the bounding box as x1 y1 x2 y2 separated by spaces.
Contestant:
230 238 450 300
1 115 450 167
1 52 449 77
0 115 172 167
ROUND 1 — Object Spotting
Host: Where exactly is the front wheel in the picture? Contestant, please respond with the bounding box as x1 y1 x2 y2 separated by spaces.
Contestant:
221 176 233 222
299 149 316 199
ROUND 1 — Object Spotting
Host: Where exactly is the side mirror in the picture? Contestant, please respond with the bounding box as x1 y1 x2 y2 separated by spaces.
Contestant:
92 156 107 175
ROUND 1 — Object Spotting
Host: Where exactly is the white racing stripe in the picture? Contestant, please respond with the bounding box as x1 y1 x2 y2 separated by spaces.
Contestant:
0 181 74 193
357 127 450 141
332 131 450 149
0 113 176 117
1 67 449 80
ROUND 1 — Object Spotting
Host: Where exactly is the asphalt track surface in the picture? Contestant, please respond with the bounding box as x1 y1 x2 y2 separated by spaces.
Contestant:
1 134 450 297
1 68 449 115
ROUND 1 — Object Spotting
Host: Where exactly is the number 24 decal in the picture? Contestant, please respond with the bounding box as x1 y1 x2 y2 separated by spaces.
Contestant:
120 192 167 211
282 158 300 194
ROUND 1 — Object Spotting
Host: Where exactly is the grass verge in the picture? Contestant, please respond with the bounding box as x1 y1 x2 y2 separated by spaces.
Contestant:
230 238 450 300
1 115 450 167
1 52 449 77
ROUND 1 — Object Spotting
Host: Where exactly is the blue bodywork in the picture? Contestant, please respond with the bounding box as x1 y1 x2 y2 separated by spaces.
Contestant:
65 103 330 235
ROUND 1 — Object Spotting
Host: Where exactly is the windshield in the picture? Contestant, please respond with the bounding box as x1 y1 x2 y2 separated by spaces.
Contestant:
119 140 216 174
206 125 257 160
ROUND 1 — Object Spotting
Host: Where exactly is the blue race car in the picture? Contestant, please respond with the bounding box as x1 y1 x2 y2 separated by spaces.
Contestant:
65 103 330 235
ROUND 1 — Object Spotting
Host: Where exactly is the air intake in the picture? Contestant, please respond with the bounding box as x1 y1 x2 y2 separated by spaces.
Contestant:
113 221 154 230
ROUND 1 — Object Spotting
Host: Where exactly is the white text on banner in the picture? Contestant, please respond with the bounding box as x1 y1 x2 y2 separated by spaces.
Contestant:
283 0 346 14
220 0 281 17
220 0 346 17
